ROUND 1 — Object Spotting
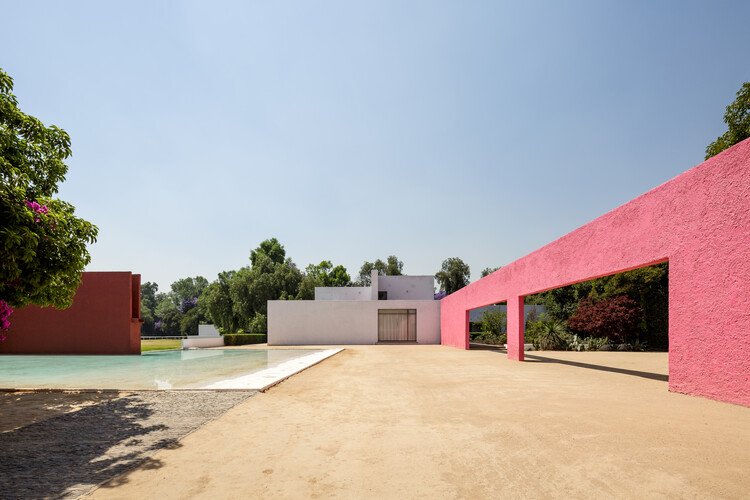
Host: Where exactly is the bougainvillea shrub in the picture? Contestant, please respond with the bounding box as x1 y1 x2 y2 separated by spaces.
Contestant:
566 295 641 343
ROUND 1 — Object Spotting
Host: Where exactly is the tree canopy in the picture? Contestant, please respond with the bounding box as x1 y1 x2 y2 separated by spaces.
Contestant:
143 239 417 335
705 82 750 159
435 257 471 295
480 266 500 277
0 67 98 335
357 255 403 285
297 260 351 300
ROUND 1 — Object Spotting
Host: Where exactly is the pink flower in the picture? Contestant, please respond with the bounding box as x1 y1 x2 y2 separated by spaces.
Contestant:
25 200 49 215
0 300 13 336
24 200 50 223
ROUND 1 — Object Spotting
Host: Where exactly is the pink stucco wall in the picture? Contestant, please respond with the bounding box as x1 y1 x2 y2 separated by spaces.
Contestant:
441 138 750 406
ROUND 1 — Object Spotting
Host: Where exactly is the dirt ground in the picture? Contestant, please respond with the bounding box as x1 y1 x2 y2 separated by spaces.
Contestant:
87 345 749 499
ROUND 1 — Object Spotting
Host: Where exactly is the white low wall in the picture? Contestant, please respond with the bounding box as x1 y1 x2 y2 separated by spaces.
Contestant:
182 337 225 349
268 300 440 345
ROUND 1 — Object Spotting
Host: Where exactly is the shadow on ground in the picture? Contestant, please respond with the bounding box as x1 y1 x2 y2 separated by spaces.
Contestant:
0 391 253 498
469 343 668 382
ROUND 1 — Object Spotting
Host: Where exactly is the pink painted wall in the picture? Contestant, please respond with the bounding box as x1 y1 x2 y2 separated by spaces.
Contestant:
441 138 750 406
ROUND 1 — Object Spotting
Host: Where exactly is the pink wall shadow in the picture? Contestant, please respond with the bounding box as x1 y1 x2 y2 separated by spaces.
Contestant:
440 138 750 406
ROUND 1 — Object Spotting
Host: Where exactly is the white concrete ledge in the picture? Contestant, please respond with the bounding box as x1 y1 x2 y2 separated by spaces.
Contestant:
201 348 343 390
182 337 225 349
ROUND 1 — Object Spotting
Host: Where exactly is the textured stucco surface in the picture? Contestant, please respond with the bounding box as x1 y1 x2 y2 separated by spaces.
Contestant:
441 138 750 406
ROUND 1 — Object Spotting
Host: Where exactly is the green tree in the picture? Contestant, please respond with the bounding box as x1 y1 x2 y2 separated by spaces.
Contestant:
228 239 303 330
201 271 238 333
250 237 286 266
247 312 267 333
139 281 159 335
480 309 506 336
179 302 208 336
229 267 254 329
0 68 98 326
141 282 159 312
706 82 750 159
435 257 470 295
357 255 403 285
297 261 351 299
481 267 500 277
169 276 208 306
154 294 181 336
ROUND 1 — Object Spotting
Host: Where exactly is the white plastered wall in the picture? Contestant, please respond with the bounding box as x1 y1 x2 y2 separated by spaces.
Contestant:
267 299 440 345
377 275 435 300
314 286 371 300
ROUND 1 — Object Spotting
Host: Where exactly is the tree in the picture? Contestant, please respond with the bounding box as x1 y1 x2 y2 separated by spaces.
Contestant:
228 240 303 330
481 267 500 277
179 302 208 336
0 68 98 334
201 271 238 333
169 276 208 306
706 82 750 159
297 261 351 300
250 237 286 266
139 281 159 335
479 309 506 336
154 295 181 336
141 282 159 312
357 255 403 285
435 257 470 295
247 312 267 333
567 295 641 343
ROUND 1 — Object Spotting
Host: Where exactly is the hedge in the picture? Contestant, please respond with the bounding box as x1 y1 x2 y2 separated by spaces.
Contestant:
223 333 267 346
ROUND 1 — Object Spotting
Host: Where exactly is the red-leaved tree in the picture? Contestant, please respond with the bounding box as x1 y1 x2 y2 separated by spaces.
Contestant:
567 295 641 342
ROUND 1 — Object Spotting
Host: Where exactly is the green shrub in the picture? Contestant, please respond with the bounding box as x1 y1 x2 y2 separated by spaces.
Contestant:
479 310 506 337
223 333 267 346
629 339 648 352
475 332 507 345
584 336 611 351
527 315 568 350
247 312 267 334
567 334 587 351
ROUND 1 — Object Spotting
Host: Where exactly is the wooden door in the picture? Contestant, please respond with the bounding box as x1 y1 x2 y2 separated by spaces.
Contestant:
378 309 417 342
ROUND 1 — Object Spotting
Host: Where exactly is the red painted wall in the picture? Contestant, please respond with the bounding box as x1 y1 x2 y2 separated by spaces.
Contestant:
1 272 142 355
441 138 750 406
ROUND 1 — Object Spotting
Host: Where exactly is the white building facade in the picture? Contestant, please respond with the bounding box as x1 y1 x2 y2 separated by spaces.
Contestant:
268 271 441 345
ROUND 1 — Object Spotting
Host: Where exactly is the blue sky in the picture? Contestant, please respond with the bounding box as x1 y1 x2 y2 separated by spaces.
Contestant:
2 1 749 290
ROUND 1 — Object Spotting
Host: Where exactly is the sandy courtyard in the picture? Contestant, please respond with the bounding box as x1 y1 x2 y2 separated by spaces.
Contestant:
89 345 749 499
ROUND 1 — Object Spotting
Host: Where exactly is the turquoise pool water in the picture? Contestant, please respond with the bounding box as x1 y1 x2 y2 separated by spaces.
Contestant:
0 349 322 390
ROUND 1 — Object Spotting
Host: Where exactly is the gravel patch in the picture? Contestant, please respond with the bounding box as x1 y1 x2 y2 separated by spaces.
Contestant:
0 390 254 499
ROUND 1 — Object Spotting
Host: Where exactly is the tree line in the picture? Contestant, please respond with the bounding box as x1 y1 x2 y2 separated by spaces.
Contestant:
140 239 475 336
